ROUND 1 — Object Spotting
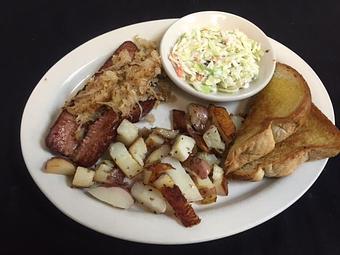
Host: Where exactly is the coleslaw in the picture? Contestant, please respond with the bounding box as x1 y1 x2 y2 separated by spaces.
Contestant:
169 28 263 93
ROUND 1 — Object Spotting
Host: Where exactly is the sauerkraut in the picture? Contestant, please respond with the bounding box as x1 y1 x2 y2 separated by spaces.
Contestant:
66 37 168 124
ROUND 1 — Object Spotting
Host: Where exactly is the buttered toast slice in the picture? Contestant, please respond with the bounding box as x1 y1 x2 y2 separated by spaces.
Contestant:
225 63 311 173
230 104 340 181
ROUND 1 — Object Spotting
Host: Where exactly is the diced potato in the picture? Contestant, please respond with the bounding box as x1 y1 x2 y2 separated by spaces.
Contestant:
72 167 95 188
161 157 202 202
152 174 174 190
94 163 112 183
146 144 171 165
143 169 153 185
87 186 134 209
172 109 187 132
152 128 179 139
145 133 165 149
160 185 201 227
144 163 173 184
203 125 225 153
138 127 152 138
212 164 228 196
44 157 76 175
170 135 196 162
187 125 210 152
209 105 236 145
196 152 221 167
131 182 167 214
117 119 138 146
183 156 211 179
188 170 217 204
129 137 147 166
109 142 142 178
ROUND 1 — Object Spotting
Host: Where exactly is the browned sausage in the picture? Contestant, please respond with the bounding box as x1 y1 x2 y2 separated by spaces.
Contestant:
45 110 79 157
99 41 138 71
72 109 120 167
127 99 156 123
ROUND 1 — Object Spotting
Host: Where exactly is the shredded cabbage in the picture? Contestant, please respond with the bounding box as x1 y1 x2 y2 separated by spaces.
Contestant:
169 28 263 94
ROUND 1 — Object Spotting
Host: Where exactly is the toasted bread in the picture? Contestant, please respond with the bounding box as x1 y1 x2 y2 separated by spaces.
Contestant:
230 104 340 181
224 63 312 173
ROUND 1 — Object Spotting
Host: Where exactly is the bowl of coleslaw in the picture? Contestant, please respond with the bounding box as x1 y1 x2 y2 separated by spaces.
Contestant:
160 11 276 102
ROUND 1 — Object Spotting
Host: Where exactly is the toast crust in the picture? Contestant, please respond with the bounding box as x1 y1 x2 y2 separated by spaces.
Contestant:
225 63 312 173
230 104 340 180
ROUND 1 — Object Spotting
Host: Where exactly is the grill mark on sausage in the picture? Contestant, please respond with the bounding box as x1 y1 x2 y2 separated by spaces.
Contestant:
72 109 120 167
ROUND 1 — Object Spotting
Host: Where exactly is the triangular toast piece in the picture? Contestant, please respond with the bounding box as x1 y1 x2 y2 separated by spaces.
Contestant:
230 104 340 181
225 63 311 173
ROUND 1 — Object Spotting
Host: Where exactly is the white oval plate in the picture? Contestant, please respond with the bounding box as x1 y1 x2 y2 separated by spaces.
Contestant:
21 19 334 245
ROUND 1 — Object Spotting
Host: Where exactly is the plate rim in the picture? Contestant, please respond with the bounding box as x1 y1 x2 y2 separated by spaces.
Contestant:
20 18 334 245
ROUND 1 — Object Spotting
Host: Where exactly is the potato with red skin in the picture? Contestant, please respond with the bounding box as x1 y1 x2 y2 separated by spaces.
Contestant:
161 185 201 227
208 105 236 145
188 103 209 132
187 124 210 152
188 171 217 204
145 163 173 184
183 156 211 179
44 157 76 175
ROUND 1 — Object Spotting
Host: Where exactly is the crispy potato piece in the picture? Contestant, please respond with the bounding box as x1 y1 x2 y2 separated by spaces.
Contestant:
188 103 209 132
212 164 228 196
170 135 196 162
131 182 167 214
72 167 95 187
146 144 171 165
161 157 202 202
117 119 139 146
44 157 76 175
129 137 148 166
196 152 221 167
145 133 165 150
172 110 187 132
183 156 211 179
152 128 179 140
152 174 175 190
94 163 125 186
109 142 142 178
203 125 225 153
144 163 173 184
209 105 236 145
187 124 210 152
188 171 217 204
161 185 201 227
94 163 112 183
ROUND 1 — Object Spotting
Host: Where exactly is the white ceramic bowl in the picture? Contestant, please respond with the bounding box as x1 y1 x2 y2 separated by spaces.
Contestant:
160 11 276 102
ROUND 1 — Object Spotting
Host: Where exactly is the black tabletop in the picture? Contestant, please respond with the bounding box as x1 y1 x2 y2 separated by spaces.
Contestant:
3 0 340 254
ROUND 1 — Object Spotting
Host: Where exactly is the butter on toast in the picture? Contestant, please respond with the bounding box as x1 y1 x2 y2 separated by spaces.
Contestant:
230 104 340 181
225 63 311 173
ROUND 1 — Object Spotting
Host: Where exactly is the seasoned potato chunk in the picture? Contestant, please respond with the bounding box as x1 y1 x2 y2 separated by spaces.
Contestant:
117 119 139 146
129 137 147 166
109 142 142 178
170 135 196 162
72 167 95 187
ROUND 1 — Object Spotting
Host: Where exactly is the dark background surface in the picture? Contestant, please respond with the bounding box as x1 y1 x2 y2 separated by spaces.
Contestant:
2 0 340 254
